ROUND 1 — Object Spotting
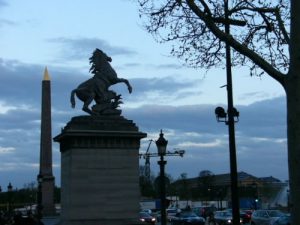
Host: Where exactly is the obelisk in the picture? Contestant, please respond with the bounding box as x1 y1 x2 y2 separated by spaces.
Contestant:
39 67 56 216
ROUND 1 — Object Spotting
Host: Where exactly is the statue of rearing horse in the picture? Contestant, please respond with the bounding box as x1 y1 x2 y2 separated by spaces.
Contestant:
70 48 132 115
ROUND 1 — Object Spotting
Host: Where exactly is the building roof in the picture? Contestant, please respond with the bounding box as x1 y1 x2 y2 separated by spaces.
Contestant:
173 171 282 187
259 176 282 183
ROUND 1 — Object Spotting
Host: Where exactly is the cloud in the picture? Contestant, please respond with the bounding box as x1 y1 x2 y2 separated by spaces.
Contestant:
126 97 287 180
237 97 286 138
0 146 15 153
48 37 137 61
0 0 7 8
238 91 272 102
177 139 223 148
0 19 15 27
0 1 14 28
0 58 288 187
154 63 184 70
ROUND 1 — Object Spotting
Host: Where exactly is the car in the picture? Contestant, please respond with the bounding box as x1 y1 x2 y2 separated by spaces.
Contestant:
167 208 180 221
155 209 180 222
241 209 253 224
251 209 284 225
141 209 153 215
139 212 157 224
170 211 205 225
214 210 243 225
270 214 291 225
225 209 253 224
226 209 253 224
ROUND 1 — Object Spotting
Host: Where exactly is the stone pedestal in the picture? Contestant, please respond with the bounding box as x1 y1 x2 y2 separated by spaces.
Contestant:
54 115 146 225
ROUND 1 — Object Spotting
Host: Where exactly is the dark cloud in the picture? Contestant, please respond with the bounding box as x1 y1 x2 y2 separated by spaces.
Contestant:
0 59 42 105
238 91 271 101
125 97 287 180
0 0 8 8
0 19 15 27
123 104 217 134
238 97 286 138
132 77 196 92
154 63 184 70
0 59 288 187
47 37 137 61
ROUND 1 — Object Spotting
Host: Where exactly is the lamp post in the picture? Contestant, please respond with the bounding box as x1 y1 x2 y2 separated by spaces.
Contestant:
287 189 290 212
0 185 1 208
139 130 185 225
213 0 247 224
156 130 168 225
251 182 258 210
37 174 43 223
7 182 13 215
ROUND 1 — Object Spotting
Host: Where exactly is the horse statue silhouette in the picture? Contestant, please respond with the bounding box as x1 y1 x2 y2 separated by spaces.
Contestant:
70 49 132 115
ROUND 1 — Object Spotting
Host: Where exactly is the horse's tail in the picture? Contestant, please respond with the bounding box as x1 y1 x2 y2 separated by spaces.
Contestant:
70 89 76 108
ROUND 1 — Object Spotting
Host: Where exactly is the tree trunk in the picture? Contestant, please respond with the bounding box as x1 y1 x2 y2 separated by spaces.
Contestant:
286 1 300 223
286 77 300 224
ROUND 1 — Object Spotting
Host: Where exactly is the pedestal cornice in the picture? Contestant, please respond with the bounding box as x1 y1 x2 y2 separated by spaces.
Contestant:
54 115 147 152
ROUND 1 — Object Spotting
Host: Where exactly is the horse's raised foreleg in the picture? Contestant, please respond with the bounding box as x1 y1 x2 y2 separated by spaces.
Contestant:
116 78 132 93
70 89 77 108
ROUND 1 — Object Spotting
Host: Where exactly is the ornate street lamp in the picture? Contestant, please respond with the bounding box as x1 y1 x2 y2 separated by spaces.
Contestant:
252 182 259 210
287 189 290 212
156 130 168 155
7 182 12 192
37 174 43 223
7 182 13 215
156 130 168 225
139 130 185 225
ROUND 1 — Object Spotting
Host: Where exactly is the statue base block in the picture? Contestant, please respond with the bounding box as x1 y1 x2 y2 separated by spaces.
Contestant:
54 115 146 225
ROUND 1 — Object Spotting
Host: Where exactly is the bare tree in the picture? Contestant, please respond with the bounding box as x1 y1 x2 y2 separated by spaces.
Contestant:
138 0 300 224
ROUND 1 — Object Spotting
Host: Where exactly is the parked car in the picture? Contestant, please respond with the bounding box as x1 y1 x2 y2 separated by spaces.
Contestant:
139 212 156 225
214 210 243 225
155 208 180 222
226 209 253 224
170 211 205 225
270 214 291 225
251 209 284 225
141 209 153 215
167 208 180 221
241 209 253 224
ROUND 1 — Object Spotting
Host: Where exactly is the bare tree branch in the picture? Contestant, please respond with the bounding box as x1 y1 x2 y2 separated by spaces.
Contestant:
185 0 285 86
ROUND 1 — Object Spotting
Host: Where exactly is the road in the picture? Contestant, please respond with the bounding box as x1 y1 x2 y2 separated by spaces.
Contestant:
156 222 251 225
42 217 251 225
42 217 59 225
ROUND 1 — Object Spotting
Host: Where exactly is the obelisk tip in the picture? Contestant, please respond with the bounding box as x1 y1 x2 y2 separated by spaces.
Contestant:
43 67 50 81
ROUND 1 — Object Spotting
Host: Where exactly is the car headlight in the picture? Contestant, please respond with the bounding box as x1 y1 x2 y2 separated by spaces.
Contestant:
227 219 232 223
140 218 145 222
151 218 156 222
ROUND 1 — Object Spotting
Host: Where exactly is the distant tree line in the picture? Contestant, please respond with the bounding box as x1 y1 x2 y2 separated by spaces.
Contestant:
0 182 60 211
139 168 281 204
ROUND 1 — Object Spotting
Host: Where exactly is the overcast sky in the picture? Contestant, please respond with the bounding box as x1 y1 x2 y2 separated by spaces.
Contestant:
0 0 288 189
